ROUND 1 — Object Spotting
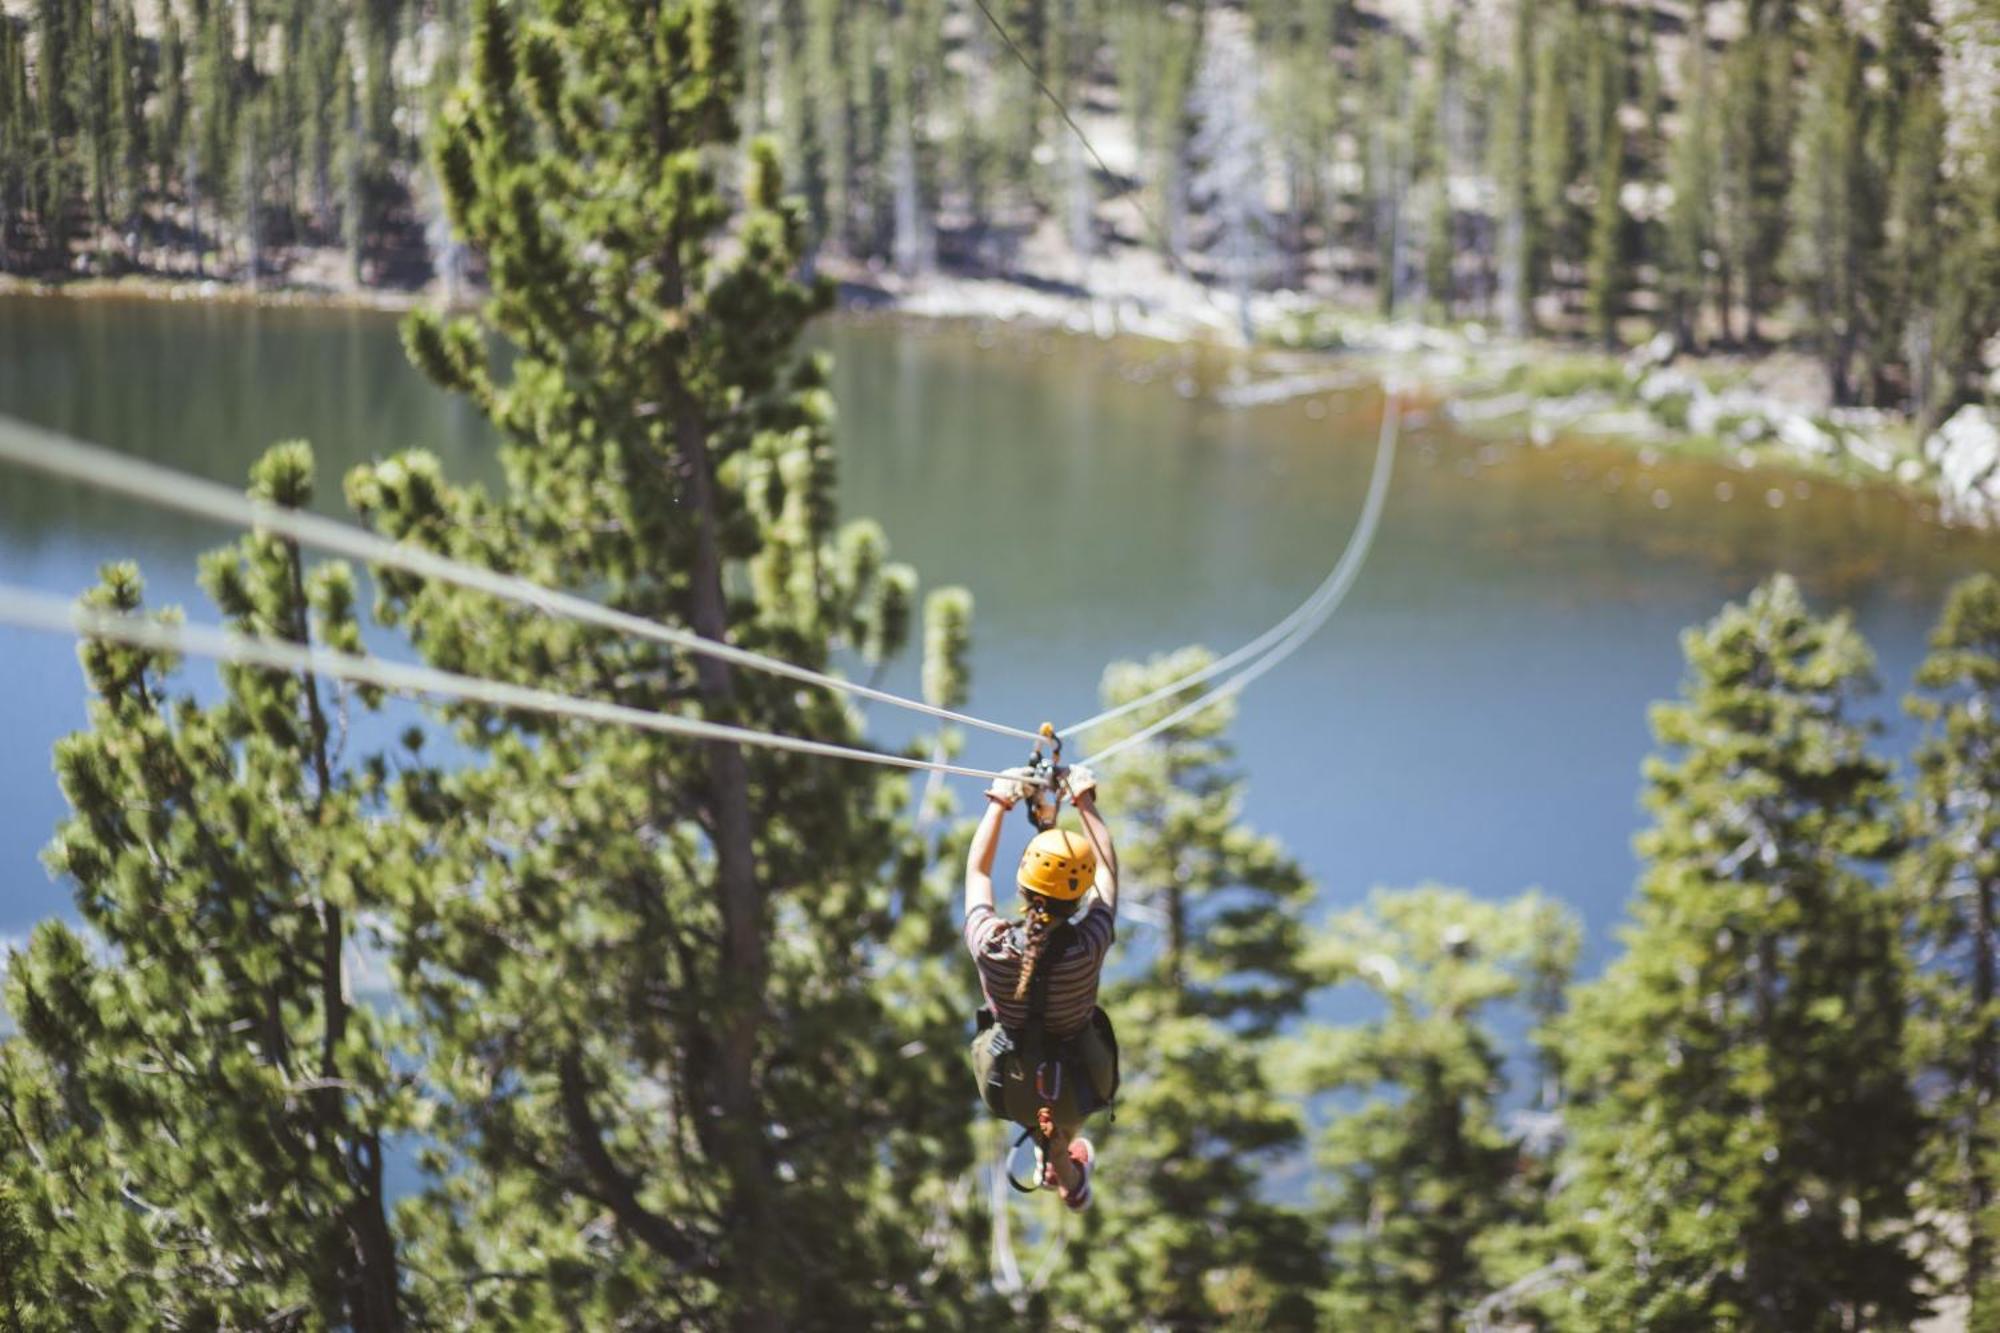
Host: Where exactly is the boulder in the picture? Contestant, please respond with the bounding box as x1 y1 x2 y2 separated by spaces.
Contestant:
1778 414 1838 458
1926 405 2000 524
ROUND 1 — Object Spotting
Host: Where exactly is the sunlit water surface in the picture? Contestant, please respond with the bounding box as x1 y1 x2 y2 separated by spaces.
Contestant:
3 294 1996 983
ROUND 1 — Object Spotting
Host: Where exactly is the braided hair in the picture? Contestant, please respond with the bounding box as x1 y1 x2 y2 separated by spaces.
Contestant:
1012 892 1073 1002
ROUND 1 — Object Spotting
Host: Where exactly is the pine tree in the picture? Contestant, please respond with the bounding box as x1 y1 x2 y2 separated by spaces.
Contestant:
1787 10 1871 403
1556 575 1922 1330
989 0 1049 241
1307 886 1579 1331
1045 649 1324 1329
0 447 411 1329
886 0 939 277
1527 2 1584 322
0 19 33 267
190 0 240 273
31 0 81 262
1927 103 2000 437
71 0 110 238
1495 0 1538 335
1188 18 1272 341
299 6 344 233
1411 9 1457 318
1586 117 1626 350
805 0 851 254
153 5 189 245
105 0 144 247
241 91 269 281
1662 0 1717 349
348 0 964 1322
1113 0 1201 266
1879 80 1945 416
1904 574 2000 1324
1581 11 1627 348
1715 20 1794 346
1363 30 1415 317
1866 0 1943 410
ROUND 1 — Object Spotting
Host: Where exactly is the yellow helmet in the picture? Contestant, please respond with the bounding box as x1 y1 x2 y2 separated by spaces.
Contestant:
1017 828 1096 903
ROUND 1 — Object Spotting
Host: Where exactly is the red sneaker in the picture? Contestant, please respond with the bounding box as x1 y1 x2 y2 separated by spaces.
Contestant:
1059 1138 1093 1212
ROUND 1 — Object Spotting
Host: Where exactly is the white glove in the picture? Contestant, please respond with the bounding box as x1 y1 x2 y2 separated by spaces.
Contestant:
985 766 1035 810
1065 764 1098 805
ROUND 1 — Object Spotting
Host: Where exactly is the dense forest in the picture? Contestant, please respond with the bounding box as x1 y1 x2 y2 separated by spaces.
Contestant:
4 0 1999 424
4 1 2000 1329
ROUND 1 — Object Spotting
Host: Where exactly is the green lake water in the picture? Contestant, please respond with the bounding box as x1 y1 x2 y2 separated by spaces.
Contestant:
2 293 1996 967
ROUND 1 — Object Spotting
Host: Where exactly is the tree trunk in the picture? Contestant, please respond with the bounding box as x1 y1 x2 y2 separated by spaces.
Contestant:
1971 874 1997 1302
188 148 203 279
1748 927 1782 1322
1431 1054 1469 1333
287 540 403 1333
674 397 779 1333
1714 260 1734 347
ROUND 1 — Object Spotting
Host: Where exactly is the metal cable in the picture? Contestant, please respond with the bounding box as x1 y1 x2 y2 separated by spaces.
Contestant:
0 415 1045 743
969 0 1197 282
1061 393 1400 745
0 584 1036 784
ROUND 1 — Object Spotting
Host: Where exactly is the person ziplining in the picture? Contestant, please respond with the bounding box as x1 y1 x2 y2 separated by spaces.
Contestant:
964 758 1121 1212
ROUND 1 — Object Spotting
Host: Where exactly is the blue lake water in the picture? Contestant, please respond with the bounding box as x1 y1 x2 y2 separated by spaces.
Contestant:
2 293 1995 979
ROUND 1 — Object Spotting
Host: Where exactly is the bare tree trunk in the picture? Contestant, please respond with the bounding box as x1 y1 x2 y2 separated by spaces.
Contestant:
673 395 780 1333
1065 131 1094 269
890 106 930 279
187 145 204 278
1715 260 1735 346
242 119 262 288
286 540 403 1333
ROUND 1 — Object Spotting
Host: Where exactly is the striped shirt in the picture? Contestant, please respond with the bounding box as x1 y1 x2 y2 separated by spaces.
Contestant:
965 902 1115 1039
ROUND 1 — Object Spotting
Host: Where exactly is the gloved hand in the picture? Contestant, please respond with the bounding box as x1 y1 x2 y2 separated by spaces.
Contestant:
985 766 1036 810
1065 764 1098 806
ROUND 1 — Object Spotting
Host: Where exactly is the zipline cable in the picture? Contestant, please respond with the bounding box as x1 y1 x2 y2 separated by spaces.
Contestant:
0 583 1038 785
1073 396 1400 771
0 415 1045 745
969 0 1118 197
1061 393 1401 745
965 0 1395 746
969 0 1196 282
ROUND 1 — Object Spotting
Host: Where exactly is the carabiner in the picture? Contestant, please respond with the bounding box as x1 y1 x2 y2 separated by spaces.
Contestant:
1022 723 1065 832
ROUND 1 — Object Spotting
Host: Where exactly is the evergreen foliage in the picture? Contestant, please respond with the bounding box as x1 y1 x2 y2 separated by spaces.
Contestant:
9 1 2000 1325
344 0 962 1323
5 0 1995 414
1305 886 1579 1331
1905 574 2000 1324
0 448 410 1329
1554 575 1923 1330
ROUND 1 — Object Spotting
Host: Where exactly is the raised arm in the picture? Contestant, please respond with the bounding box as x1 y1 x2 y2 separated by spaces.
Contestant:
964 798 1007 918
1067 766 1117 916
966 768 1031 918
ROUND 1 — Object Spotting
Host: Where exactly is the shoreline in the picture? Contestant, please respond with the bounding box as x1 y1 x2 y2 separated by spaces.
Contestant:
7 268 1995 530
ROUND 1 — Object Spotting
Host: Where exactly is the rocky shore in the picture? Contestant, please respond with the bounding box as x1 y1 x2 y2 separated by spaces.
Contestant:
10 262 1996 530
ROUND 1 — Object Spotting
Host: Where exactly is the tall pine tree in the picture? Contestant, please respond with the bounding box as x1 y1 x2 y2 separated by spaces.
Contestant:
1306 886 1579 1331
348 0 966 1323
1905 574 2000 1324
1556 574 1922 1330
0 447 411 1329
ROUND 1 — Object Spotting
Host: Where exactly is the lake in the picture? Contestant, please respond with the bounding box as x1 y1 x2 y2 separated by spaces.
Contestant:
2 293 1995 971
